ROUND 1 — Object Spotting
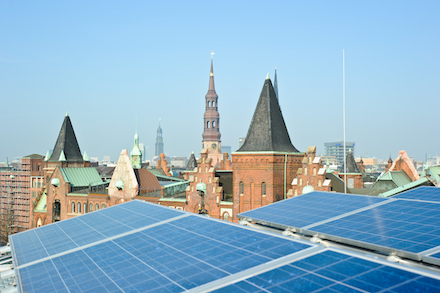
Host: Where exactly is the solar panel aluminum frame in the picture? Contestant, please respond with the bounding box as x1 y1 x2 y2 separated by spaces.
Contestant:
239 206 440 265
239 215 427 262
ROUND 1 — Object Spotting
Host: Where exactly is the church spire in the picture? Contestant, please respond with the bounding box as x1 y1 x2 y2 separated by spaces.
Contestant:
131 121 142 169
202 51 221 152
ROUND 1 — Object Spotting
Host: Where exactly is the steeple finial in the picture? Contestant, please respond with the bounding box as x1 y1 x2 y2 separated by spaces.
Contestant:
266 73 270 80
65 112 69 117
209 53 215 90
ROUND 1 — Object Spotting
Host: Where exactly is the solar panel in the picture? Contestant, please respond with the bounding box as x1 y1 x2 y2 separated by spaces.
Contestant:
209 248 440 293
393 186 440 202
10 196 440 292
239 191 385 229
11 201 316 292
310 199 440 261
11 200 186 267
238 188 440 264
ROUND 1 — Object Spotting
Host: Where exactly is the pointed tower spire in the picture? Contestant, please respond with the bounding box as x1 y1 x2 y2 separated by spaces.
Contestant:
341 150 360 173
83 151 89 161
202 51 221 152
238 77 298 152
274 67 279 100
131 121 142 169
49 114 83 162
44 151 50 161
155 118 164 157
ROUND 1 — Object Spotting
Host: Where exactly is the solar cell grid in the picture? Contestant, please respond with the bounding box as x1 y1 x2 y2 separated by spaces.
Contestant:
394 186 440 202
239 191 385 229
15 212 315 292
10 200 186 267
311 200 440 256
211 249 440 293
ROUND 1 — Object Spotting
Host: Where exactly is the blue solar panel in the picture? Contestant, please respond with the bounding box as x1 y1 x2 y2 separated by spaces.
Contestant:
10 200 186 267
393 186 440 202
239 191 385 228
13 204 314 292
11 197 440 292
311 200 440 256
212 249 440 293
238 188 440 263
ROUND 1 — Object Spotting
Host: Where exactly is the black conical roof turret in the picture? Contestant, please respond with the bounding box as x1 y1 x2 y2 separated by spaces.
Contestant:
238 75 298 152
49 113 84 162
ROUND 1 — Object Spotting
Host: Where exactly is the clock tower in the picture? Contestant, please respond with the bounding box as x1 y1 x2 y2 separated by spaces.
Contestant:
202 52 222 159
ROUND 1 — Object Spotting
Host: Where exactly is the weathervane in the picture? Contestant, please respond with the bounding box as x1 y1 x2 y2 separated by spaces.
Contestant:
210 50 215 60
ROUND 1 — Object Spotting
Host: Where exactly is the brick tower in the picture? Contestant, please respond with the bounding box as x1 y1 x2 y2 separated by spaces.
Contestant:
202 52 222 165
232 74 303 220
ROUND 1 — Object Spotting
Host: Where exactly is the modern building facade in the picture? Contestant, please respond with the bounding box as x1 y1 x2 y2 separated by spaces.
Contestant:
324 141 355 166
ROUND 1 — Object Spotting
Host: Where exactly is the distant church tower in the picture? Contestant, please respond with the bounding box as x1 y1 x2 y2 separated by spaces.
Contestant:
202 52 222 161
130 127 142 169
155 120 164 156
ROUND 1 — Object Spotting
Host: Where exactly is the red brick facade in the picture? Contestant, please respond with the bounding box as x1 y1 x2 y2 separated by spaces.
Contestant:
289 146 331 197
232 152 303 221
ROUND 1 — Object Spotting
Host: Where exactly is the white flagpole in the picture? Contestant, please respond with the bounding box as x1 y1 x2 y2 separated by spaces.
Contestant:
343 49 347 193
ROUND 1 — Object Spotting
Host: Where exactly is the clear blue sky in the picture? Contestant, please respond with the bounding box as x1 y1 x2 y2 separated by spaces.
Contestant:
1 1 439 163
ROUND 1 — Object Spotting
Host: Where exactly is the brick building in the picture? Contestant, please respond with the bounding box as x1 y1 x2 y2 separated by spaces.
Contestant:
37 113 108 225
386 150 420 181
182 149 233 219
338 150 364 189
0 154 44 244
232 75 303 221
289 146 331 197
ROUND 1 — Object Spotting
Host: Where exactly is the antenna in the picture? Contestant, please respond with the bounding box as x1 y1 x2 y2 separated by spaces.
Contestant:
343 49 347 193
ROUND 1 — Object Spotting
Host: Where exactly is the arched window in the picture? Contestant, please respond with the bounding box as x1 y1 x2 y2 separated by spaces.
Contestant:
223 212 229 221
304 168 308 175
207 121 210 128
90 203 93 212
96 204 99 211
240 181 244 194
205 167 207 173
313 168 317 176
208 101 211 107
309 157 312 164
78 202 81 213
102 204 106 209
213 101 215 107
299 178 303 186
212 121 216 128
294 189 298 196
262 182 266 196
318 179 322 187
72 202 75 213
84 203 87 213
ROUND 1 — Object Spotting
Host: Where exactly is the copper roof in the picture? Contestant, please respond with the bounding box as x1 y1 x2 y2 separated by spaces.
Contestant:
134 169 162 194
